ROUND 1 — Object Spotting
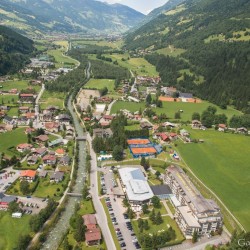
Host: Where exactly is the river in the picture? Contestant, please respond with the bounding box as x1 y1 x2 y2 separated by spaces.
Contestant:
40 94 87 250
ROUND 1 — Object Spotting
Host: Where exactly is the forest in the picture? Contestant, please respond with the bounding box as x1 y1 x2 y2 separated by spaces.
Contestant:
0 25 34 75
125 0 250 113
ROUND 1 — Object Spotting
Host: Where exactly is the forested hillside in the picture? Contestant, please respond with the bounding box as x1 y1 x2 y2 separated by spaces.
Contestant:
0 25 34 75
125 0 250 113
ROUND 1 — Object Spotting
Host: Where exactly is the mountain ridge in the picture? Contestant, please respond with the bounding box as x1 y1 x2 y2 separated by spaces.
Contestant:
0 0 144 35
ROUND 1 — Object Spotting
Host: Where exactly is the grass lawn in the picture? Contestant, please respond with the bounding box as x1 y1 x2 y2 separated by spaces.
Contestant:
110 101 145 114
140 204 168 219
156 45 186 57
0 80 41 92
0 95 18 105
0 128 27 157
7 179 38 196
125 124 141 131
166 200 176 215
155 100 241 121
177 129 250 231
85 79 115 93
132 215 184 243
47 46 77 68
105 53 158 76
100 198 121 250
111 100 241 121
147 174 162 186
0 212 31 250
77 199 95 215
7 107 19 116
33 174 70 200
39 90 66 110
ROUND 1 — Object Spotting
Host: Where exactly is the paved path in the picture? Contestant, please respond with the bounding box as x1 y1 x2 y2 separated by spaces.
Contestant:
106 99 117 115
162 200 174 219
87 134 116 250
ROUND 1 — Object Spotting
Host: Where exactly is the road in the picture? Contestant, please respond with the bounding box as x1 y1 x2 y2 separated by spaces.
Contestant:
87 134 116 250
106 99 117 115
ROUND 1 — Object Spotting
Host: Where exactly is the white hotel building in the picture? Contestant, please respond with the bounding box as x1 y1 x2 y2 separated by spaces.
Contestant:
164 165 222 239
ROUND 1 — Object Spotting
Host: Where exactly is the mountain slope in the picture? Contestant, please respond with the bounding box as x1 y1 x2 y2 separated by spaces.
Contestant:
125 0 250 112
0 25 34 75
0 0 144 35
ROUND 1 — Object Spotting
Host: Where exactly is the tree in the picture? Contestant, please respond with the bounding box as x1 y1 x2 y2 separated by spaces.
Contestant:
82 184 89 200
8 201 19 214
143 219 149 230
151 196 161 208
16 234 32 250
74 214 86 242
192 112 200 121
149 209 156 223
20 181 30 195
192 231 198 243
201 110 214 128
146 94 152 105
142 203 149 214
174 112 181 119
140 157 146 167
63 237 72 250
155 211 163 225
155 171 161 179
207 106 217 115
112 145 123 161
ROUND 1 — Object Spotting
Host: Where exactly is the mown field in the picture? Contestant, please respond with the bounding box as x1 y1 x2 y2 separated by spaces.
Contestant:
104 53 158 77
0 80 41 92
177 129 250 231
39 91 66 110
111 100 241 121
0 212 31 250
0 128 27 157
85 79 115 92
72 39 123 49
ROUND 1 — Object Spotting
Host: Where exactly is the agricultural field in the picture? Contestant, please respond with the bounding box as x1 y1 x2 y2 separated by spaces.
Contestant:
0 212 31 250
110 101 145 114
0 128 27 157
47 41 78 69
156 45 186 57
105 53 158 76
111 100 241 121
177 129 250 231
0 80 41 92
72 39 123 49
157 100 241 121
39 91 66 110
85 79 115 92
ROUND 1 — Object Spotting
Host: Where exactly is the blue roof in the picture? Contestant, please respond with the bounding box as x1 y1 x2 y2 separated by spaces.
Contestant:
131 169 145 181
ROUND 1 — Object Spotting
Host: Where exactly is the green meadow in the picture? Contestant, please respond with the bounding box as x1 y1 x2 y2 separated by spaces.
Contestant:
85 79 115 92
177 129 250 231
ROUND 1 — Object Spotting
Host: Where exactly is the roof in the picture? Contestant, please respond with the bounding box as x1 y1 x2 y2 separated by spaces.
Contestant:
48 138 63 147
20 170 36 178
118 168 153 202
177 206 201 228
50 171 64 180
179 92 193 98
83 214 97 226
36 135 49 142
85 228 102 242
150 185 172 196
55 148 65 155
38 171 47 177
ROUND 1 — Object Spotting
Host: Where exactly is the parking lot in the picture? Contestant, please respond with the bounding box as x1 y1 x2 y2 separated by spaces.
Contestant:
17 196 48 214
0 168 20 193
100 167 141 250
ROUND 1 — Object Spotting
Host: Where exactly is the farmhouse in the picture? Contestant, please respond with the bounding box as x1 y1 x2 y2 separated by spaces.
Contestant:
42 154 57 165
20 170 36 182
140 121 153 130
85 228 102 246
50 171 64 183
93 128 113 138
118 167 153 204
27 155 38 165
16 143 33 153
164 165 222 239
83 214 97 230
35 135 49 143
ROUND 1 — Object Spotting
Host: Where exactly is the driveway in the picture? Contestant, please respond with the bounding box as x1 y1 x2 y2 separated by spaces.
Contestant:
0 168 20 193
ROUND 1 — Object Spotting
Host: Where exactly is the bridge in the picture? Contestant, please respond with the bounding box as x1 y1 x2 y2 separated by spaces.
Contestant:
67 193 82 197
